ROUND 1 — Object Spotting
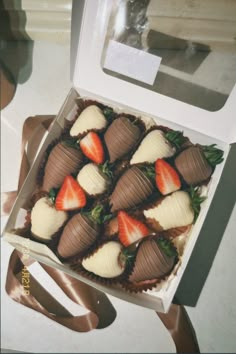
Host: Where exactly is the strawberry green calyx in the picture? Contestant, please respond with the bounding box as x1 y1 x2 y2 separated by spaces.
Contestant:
120 247 136 268
156 237 177 258
202 144 224 167
90 205 104 224
132 117 141 126
85 205 113 225
62 137 80 150
188 186 206 223
165 130 186 149
48 188 59 204
139 165 155 182
99 160 113 179
103 107 115 122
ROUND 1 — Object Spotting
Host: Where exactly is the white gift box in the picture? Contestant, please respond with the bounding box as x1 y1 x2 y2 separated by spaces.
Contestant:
3 0 236 313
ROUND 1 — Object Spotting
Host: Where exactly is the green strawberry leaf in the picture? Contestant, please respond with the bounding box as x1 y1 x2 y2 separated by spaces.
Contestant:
132 117 141 126
188 186 206 223
99 160 113 179
48 188 59 204
85 204 113 225
156 237 177 258
62 137 80 150
121 247 136 268
103 214 113 222
202 144 224 167
139 165 156 182
165 130 186 149
90 205 104 224
103 107 115 122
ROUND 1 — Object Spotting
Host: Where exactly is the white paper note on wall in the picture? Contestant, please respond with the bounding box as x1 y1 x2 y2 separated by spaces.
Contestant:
104 40 161 85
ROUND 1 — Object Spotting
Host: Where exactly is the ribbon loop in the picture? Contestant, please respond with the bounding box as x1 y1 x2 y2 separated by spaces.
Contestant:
6 250 116 332
157 306 200 353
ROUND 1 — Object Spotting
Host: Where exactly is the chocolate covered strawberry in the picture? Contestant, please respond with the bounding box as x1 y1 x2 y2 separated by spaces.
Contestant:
118 211 149 246
57 205 108 258
80 132 105 164
155 159 181 195
55 176 86 211
42 142 83 192
110 166 154 212
130 130 185 165
144 189 205 231
175 145 224 185
77 162 112 196
31 197 68 242
70 105 108 137
129 237 177 283
82 241 126 278
104 117 141 163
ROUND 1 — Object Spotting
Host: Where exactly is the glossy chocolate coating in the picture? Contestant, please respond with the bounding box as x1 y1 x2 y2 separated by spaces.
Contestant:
129 238 175 282
42 143 83 192
104 117 141 163
175 146 212 185
110 166 154 212
57 213 99 258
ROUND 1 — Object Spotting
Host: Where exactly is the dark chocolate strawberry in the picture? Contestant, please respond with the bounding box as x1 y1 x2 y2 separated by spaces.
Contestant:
110 166 154 212
42 142 83 192
175 145 224 185
57 205 109 259
104 117 141 163
129 237 177 283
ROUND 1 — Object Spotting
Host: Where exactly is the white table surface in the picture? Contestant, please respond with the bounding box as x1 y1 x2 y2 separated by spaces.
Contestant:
1 40 236 353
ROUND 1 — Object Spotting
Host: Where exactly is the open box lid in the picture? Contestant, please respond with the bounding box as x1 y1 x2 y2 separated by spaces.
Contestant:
71 0 236 144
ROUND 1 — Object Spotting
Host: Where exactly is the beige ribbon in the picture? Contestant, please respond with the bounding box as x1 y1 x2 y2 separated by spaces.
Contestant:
6 250 116 332
157 304 200 353
1 116 54 215
2 115 200 350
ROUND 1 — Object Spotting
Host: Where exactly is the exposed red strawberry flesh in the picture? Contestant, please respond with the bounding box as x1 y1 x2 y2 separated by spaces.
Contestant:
55 175 86 211
155 159 181 195
118 211 149 246
80 132 104 164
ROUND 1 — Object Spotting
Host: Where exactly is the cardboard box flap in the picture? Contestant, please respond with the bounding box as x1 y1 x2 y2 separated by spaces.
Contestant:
71 0 236 144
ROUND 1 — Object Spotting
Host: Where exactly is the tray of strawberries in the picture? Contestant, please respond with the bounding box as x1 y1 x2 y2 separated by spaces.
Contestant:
15 98 224 293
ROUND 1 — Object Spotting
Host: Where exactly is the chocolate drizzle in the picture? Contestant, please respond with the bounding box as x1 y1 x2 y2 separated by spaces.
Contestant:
57 213 100 259
175 146 212 185
42 142 83 192
110 166 154 212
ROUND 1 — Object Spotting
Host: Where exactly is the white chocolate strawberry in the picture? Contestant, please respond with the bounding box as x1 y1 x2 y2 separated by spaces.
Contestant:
82 241 125 278
70 105 107 137
77 163 110 196
130 130 176 164
31 197 68 241
144 191 194 230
